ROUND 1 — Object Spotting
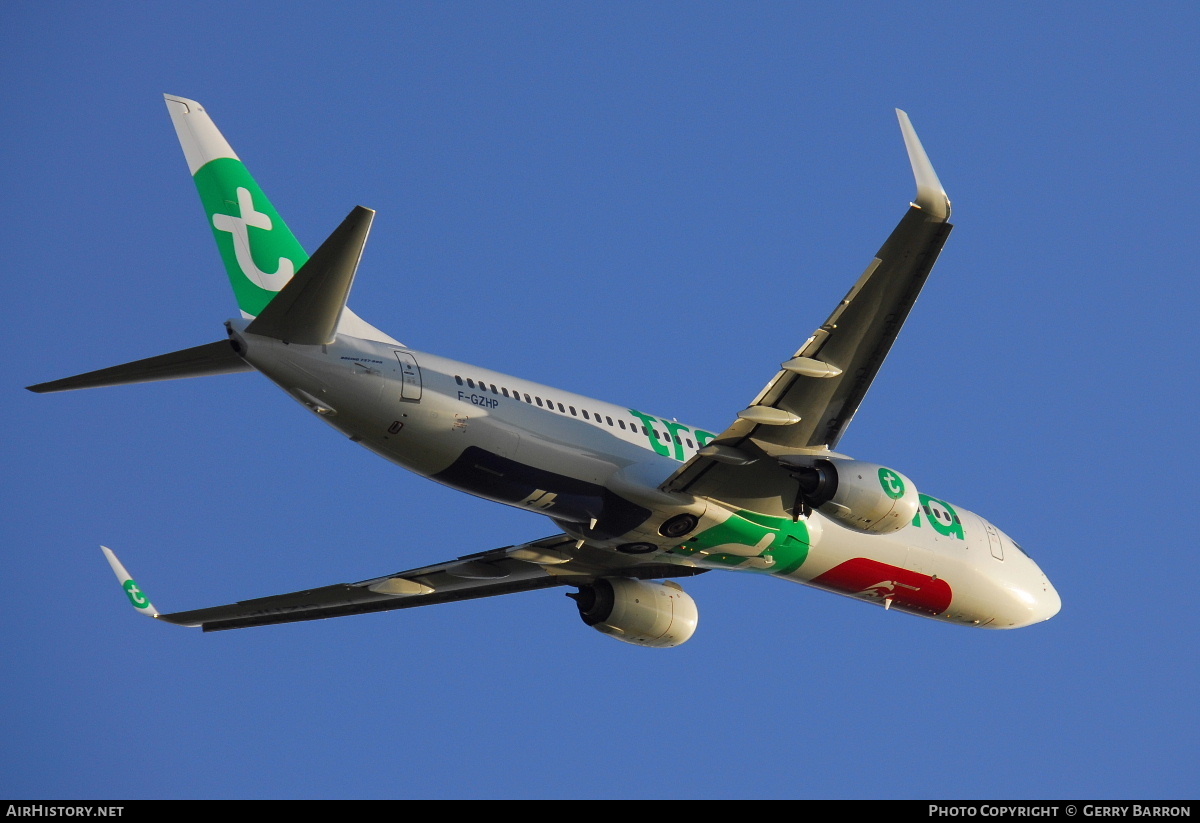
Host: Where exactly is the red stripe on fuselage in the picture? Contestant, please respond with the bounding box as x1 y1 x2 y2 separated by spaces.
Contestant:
810 558 952 615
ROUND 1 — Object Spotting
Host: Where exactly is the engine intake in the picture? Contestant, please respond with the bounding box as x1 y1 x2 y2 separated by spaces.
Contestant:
568 578 699 648
790 458 919 535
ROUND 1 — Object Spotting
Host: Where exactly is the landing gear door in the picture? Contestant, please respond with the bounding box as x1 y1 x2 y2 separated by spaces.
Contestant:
393 351 423 402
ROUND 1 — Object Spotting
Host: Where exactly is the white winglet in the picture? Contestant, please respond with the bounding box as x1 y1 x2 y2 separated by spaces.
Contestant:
101 546 160 617
896 109 951 221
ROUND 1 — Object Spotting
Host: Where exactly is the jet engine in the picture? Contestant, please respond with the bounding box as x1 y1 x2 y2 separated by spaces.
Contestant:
568 578 699 648
787 458 919 535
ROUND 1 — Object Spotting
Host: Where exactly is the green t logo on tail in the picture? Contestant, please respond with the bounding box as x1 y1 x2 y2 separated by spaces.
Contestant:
193 157 310 317
123 579 151 609
212 187 295 288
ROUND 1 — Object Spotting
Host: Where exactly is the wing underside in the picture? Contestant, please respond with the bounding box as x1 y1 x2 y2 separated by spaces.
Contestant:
132 536 705 632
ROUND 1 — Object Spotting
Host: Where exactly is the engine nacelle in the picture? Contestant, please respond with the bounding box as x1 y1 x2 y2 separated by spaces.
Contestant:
568 578 699 648
792 458 919 535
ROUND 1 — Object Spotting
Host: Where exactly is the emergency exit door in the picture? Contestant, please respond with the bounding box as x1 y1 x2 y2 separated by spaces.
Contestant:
393 351 422 401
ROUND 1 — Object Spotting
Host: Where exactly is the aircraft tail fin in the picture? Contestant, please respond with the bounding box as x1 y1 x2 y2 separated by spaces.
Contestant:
164 95 400 344
245 206 375 345
26 340 251 393
165 94 307 318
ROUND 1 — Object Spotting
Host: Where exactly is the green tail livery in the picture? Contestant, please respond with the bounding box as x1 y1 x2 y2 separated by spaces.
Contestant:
195 158 309 317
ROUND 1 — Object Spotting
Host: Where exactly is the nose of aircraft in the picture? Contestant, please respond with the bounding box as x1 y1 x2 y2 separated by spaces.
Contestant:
971 525 1061 628
1030 573 1061 623
1001 561 1061 628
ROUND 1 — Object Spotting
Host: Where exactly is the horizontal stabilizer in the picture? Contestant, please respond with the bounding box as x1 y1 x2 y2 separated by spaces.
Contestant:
245 206 375 345
27 340 250 393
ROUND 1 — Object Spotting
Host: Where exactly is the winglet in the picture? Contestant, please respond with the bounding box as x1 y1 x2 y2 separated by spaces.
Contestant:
101 547 160 618
896 110 951 221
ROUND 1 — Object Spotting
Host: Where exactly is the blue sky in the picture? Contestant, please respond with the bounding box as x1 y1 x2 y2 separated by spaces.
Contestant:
3 2 1197 799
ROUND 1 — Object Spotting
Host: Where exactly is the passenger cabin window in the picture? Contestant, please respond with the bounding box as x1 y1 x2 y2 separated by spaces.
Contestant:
524 393 531 403
501 387 510 397
607 416 614 426
569 406 577 416
557 403 565 412
455 376 464 386
582 410 590 420
618 420 625 429
467 378 475 388
536 397 544 407
490 384 499 394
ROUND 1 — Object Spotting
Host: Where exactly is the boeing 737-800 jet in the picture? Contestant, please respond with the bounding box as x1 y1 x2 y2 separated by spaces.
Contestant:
30 96 1060 646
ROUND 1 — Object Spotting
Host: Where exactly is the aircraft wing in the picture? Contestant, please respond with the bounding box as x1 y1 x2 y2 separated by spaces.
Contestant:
664 111 953 498
103 537 705 632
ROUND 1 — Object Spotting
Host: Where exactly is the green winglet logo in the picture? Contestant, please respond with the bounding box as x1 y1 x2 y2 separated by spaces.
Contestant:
878 467 905 499
122 579 151 610
193 157 309 316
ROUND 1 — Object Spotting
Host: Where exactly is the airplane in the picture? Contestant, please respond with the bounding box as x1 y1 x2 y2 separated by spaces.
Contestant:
30 95 1061 646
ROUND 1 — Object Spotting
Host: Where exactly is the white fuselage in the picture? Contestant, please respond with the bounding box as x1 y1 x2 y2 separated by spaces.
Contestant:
231 320 1061 629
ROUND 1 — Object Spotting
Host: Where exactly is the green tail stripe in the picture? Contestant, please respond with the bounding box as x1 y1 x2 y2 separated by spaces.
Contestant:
193 158 310 317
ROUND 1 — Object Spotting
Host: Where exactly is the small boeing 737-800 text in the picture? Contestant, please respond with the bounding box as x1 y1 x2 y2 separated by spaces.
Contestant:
30 96 1060 645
